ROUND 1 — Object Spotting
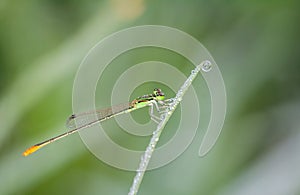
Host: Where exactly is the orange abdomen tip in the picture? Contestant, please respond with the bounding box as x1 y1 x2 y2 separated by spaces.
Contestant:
23 145 41 156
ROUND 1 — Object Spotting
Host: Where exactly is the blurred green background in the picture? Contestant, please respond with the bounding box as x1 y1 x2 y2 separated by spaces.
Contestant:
1 0 300 195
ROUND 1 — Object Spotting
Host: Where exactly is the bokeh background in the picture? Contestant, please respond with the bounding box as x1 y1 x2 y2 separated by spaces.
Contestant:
1 0 300 195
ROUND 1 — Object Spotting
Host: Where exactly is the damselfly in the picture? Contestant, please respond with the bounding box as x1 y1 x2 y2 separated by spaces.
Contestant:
23 88 166 156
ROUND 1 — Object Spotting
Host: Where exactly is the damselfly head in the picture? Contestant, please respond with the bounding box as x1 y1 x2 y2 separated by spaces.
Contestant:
153 88 165 101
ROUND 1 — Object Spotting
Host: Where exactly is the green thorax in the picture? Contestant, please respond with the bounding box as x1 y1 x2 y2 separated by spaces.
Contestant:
132 88 165 109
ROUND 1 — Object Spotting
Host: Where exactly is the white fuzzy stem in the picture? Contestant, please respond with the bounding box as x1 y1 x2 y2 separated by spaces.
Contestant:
128 60 211 195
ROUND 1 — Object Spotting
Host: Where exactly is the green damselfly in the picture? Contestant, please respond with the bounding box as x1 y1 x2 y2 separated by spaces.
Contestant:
23 88 166 156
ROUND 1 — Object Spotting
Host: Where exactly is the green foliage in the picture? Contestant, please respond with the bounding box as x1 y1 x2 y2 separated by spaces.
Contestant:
1 0 300 194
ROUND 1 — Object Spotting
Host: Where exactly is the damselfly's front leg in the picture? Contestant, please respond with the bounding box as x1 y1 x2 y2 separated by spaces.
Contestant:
148 99 174 124
155 98 175 114
148 102 161 124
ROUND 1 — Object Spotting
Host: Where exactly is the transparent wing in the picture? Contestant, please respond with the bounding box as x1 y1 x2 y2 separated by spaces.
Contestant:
66 102 131 129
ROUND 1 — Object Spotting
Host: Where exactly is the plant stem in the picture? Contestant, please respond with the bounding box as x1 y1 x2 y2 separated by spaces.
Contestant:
128 60 211 195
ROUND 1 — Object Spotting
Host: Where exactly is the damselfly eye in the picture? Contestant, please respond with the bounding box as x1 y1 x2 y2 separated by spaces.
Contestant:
154 88 161 93
153 88 165 99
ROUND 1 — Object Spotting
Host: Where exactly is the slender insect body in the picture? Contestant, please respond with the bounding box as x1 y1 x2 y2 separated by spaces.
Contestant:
23 88 166 156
